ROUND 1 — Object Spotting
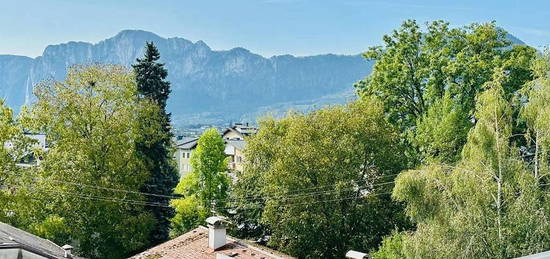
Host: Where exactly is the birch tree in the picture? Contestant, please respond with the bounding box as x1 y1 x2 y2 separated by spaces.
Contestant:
376 68 550 258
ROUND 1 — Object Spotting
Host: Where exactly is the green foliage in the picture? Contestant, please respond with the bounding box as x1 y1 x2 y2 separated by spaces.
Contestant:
0 100 21 179
29 215 71 245
231 100 411 258
381 67 550 258
16 64 161 259
133 42 179 244
370 231 407 259
170 128 230 236
520 50 550 182
0 100 35 225
355 20 537 163
133 42 171 110
414 92 471 163
169 192 208 238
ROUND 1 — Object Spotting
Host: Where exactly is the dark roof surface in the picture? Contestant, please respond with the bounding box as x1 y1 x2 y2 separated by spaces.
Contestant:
176 137 199 150
0 222 83 258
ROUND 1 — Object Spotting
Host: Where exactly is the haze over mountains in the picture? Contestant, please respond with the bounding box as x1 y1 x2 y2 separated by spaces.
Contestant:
0 30 372 126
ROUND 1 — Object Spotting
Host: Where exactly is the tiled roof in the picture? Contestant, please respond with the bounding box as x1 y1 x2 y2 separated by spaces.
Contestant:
0 222 83 259
130 226 294 259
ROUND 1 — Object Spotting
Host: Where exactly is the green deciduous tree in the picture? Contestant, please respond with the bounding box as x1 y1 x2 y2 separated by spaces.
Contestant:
414 92 471 164
375 67 550 258
170 128 230 237
520 50 550 183
0 100 23 181
17 65 164 259
133 42 179 244
0 101 35 224
230 100 411 258
355 20 537 163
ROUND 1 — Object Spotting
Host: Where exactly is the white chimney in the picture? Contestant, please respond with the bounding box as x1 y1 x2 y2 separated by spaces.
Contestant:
346 250 368 259
206 216 228 250
62 244 73 258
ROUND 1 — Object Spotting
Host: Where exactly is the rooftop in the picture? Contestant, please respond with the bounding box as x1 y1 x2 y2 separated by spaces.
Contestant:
0 222 81 259
130 226 294 259
176 137 199 150
222 124 258 139
226 140 246 151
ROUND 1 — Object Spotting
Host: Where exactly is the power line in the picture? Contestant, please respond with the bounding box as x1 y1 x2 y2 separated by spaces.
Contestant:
12 179 395 210
31 176 180 199
22 186 388 211
216 191 394 212
25 187 172 208
219 173 401 202
23 172 400 202
218 180 396 203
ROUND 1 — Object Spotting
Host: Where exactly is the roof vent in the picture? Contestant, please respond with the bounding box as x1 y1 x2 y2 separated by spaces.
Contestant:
62 244 73 258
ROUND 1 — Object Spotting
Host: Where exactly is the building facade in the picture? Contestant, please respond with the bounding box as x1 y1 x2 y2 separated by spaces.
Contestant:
174 124 257 177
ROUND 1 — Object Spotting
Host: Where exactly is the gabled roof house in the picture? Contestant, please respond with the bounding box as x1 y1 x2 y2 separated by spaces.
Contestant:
131 217 293 259
0 222 81 259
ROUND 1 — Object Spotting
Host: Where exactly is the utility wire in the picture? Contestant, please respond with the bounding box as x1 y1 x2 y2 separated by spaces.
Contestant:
23 172 400 202
22 180 394 208
217 173 401 202
217 180 396 203
216 191 394 212
14 179 395 210
23 186 385 210
25 187 172 208
30 176 179 199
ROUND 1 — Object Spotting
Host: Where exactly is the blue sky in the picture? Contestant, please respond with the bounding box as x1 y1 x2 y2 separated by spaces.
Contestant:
1 0 548 58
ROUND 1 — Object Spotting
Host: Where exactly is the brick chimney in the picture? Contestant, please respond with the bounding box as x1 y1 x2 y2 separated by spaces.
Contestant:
206 216 228 250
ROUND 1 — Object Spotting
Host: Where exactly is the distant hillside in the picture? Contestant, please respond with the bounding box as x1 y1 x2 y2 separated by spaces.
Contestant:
0 30 372 126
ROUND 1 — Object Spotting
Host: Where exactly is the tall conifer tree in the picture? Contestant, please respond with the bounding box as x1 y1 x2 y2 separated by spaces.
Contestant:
133 42 179 244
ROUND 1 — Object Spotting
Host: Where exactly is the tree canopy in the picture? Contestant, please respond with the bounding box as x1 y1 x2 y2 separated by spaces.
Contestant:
373 50 550 259
0 100 35 224
8 65 166 259
355 20 537 164
230 100 411 258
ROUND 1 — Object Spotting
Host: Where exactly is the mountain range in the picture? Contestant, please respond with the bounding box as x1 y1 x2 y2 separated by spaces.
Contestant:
0 30 371 127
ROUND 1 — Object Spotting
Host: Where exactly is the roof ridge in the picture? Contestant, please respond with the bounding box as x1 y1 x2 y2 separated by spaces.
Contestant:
0 222 67 258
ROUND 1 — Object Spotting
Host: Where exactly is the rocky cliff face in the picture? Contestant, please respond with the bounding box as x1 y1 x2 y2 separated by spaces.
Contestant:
0 30 372 126
0 55 33 109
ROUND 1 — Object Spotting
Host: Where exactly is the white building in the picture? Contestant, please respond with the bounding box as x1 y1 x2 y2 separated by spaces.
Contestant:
174 124 258 177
